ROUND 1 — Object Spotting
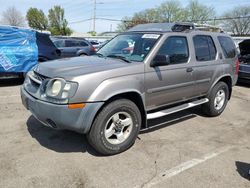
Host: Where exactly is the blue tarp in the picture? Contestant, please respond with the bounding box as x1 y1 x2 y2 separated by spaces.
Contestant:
0 25 38 73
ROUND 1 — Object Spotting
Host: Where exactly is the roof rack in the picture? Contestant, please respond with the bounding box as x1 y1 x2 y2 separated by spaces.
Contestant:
128 22 223 33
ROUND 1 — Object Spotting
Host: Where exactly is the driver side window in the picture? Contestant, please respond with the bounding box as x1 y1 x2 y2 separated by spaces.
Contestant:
157 36 189 65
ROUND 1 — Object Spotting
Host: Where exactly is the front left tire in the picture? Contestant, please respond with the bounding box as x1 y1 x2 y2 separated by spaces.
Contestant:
87 99 141 155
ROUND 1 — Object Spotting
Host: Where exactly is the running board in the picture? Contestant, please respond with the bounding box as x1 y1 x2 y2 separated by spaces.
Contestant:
147 98 209 120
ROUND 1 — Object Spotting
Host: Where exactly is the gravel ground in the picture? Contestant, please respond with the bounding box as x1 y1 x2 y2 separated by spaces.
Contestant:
0 79 249 188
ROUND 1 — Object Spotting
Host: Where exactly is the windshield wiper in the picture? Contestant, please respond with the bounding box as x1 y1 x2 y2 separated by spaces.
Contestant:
107 55 131 63
95 52 104 57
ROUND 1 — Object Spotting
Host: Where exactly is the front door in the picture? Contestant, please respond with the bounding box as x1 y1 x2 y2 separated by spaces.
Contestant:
145 35 196 111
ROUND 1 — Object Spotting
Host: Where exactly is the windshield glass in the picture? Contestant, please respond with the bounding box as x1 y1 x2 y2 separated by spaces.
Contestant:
97 33 161 62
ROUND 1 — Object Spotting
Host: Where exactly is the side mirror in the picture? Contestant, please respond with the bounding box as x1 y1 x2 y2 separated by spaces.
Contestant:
150 55 170 67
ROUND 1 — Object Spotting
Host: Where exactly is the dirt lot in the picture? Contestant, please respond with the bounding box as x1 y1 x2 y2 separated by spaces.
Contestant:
0 79 249 188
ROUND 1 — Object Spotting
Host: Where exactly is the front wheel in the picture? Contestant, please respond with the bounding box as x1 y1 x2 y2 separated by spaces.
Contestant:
202 82 229 117
87 99 141 155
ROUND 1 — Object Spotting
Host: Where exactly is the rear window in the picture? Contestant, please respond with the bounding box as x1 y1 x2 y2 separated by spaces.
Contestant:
218 36 236 58
193 35 217 62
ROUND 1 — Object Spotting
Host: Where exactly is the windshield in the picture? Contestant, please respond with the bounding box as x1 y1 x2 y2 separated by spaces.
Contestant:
97 33 161 62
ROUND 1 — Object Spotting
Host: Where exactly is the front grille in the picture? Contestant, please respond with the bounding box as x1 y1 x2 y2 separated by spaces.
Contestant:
29 71 48 87
33 71 48 82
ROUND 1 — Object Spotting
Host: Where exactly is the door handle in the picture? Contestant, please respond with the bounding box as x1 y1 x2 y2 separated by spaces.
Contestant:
186 67 194 73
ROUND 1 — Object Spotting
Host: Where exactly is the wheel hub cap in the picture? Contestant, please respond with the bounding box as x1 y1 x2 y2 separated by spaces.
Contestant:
104 112 133 145
214 89 226 110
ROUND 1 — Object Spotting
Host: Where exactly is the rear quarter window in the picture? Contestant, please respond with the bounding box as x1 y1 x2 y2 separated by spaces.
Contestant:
217 36 236 58
193 35 217 62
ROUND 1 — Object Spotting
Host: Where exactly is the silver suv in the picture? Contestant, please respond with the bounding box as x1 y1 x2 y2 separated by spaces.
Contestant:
21 23 239 155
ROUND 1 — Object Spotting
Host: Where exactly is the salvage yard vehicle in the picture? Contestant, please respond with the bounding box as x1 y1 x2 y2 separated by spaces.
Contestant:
0 25 61 79
21 23 239 155
238 39 250 82
51 37 96 58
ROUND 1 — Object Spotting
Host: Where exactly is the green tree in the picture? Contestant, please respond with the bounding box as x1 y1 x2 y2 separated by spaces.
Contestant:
222 6 250 35
48 6 72 36
158 1 186 22
186 0 215 23
87 31 97 36
117 0 216 31
26 8 48 31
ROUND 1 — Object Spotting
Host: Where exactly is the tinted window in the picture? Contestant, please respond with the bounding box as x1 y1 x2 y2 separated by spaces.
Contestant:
218 36 236 58
193 35 217 61
53 40 65 48
65 40 80 47
80 41 88 47
157 36 189 64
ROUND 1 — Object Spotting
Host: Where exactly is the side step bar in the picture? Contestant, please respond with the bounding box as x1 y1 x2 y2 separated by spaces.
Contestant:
147 98 209 120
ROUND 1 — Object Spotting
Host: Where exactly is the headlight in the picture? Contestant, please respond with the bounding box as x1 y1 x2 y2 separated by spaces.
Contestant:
45 78 78 101
51 80 62 96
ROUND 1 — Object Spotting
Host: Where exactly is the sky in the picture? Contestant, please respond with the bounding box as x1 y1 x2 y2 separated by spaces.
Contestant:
0 0 250 33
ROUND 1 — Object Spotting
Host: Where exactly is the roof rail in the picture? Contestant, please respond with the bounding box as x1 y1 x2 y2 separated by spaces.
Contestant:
128 22 223 33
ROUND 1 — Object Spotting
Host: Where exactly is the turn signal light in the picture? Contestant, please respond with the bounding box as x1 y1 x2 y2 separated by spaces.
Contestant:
68 103 86 109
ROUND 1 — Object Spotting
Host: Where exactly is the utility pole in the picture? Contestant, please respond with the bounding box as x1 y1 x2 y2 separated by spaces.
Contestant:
93 0 96 32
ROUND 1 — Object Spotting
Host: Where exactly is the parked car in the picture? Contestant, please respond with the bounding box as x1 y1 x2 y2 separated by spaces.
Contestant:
94 40 110 51
238 39 250 82
89 40 100 47
0 25 60 79
51 38 96 58
36 32 61 62
21 22 238 155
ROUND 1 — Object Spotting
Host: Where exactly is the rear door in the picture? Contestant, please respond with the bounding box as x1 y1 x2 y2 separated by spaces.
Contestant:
191 34 219 96
145 34 196 110
62 40 81 57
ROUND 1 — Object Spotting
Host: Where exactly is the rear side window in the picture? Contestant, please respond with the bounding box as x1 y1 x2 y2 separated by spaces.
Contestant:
217 36 236 58
80 41 89 47
157 36 189 64
193 35 217 61
65 40 80 47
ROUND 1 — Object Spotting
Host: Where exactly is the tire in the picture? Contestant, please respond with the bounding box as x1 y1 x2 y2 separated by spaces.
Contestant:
79 54 87 56
87 99 141 155
202 82 229 117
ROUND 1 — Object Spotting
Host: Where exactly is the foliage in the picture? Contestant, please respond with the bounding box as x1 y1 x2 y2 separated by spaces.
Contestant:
1 6 25 27
117 0 216 31
48 6 72 36
87 31 97 36
186 0 215 22
26 8 48 31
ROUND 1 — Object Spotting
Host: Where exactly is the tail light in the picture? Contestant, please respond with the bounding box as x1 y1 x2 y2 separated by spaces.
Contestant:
91 46 96 52
235 58 240 75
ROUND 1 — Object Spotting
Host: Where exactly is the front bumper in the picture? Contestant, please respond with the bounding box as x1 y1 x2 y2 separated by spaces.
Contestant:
21 86 104 134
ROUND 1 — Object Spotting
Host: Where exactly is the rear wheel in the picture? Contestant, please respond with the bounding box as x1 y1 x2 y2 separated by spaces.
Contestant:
79 54 87 56
87 99 141 155
202 82 229 117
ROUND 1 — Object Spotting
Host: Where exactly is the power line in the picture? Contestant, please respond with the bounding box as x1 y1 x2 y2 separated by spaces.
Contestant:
68 15 250 25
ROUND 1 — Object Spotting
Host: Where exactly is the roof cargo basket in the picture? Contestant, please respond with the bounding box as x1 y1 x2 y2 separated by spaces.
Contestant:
128 22 195 32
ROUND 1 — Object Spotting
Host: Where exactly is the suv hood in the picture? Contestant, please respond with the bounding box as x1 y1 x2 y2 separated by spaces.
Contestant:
35 56 139 78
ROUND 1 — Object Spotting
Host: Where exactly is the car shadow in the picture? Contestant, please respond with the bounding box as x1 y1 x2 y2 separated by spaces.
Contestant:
26 116 101 156
235 161 250 181
0 78 24 87
26 106 205 154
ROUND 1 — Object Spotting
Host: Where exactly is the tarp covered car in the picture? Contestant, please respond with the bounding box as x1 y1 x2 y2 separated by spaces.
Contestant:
0 25 60 78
